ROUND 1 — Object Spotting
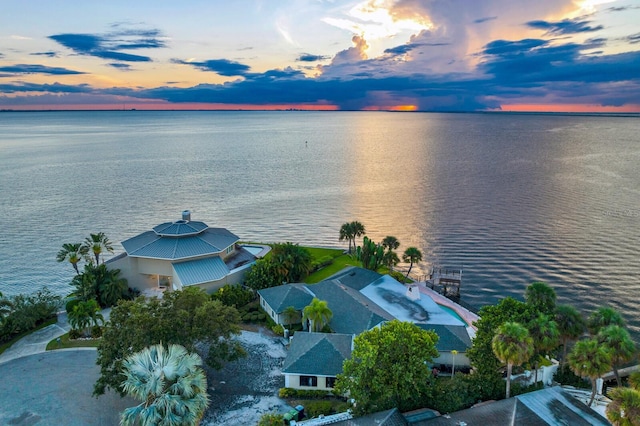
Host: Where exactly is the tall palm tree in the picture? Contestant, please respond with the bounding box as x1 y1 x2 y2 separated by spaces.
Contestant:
555 304 586 369
282 306 298 330
339 222 353 253
350 221 366 252
57 242 87 274
587 306 624 335
525 281 556 315
381 236 400 251
528 313 560 383
598 324 636 387
83 232 114 265
568 337 612 407
491 321 533 399
302 298 333 332
382 250 400 272
120 344 209 426
402 247 422 280
606 387 640 426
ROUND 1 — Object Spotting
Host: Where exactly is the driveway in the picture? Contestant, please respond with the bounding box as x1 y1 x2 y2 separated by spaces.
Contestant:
0 349 134 426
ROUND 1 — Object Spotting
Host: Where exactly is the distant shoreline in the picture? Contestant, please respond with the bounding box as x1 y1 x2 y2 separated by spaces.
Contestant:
1 109 638 118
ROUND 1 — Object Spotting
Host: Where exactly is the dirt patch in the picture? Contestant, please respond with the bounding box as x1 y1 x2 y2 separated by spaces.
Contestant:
202 328 291 425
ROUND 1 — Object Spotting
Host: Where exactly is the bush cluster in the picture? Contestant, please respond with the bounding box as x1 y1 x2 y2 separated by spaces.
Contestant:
212 284 255 308
278 388 332 399
311 255 334 272
0 288 61 344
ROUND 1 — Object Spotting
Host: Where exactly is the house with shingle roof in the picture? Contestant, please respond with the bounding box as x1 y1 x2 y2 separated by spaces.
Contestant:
107 211 258 294
259 266 479 390
283 332 354 390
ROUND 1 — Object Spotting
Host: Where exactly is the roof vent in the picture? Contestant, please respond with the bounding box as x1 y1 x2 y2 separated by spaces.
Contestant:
181 210 191 222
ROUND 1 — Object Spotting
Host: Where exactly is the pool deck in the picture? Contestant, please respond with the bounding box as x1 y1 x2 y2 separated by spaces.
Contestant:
416 283 480 332
240 244 271 258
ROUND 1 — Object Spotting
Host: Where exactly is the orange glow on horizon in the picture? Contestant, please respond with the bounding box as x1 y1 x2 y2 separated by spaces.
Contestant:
362 104 418 111
1 102 340 111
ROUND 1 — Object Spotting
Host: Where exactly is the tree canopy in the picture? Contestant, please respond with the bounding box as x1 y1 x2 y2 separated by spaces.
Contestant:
335 320 439 415
524 281 556 316
302 298 332 332
244 243 313 290
492 321 533 399
568 337 612 407
339 221 366 254
402 247 422 279
94 287 244 396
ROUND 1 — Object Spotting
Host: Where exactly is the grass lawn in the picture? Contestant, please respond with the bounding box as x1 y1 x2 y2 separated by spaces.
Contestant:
45 332 101 350
305 254 360 283
0 317 57 356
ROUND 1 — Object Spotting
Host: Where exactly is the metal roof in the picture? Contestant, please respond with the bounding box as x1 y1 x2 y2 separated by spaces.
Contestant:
121 227 239 260
153 220 208 236
417 324 472 352
173 256 230 286
283 333 353 376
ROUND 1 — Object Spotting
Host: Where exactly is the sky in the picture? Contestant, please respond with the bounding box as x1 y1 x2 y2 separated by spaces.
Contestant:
1 0 639 112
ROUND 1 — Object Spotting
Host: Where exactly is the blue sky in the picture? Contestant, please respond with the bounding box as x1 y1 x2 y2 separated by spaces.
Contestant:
1 0 639 111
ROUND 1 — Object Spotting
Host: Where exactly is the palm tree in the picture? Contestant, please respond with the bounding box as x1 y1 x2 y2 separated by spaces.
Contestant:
339 221 366 254
491 321 533 399
382 250 400 272
302 298 333 332
381 236 400 251
402 247 422 280
120 344 209 426
598 324 636 387
57 243 87 274
525 281 556 315
528 313 560 383
587 306 624 335
555 304 586 369
339 222 353 253
68 299 103 337
606 387 640 426
282 306 298 330
83 232 114 265
568 337 612 407
350 221 366 252
99 267 128 307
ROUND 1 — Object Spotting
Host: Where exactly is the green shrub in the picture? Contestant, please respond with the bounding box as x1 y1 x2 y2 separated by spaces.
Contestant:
305 400 333 417
258 313 266 320
65 298 81 314
251 313 259 321
278 388 331 399
257 412 285 426
554 365 591 389
212 284 255 308
91 325 103 338
242 313 253 321
68 328 81 340
272 324 284 336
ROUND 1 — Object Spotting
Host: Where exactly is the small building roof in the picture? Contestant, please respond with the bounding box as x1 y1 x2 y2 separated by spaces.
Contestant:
121 226 239 260
257 284 314 313
283 333 353 377
416 386 609 426
173 256 230 286
153 220 208 236
417 324 472 353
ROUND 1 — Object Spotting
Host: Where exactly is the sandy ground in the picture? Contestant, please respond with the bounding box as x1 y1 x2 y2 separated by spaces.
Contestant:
202 327 292 425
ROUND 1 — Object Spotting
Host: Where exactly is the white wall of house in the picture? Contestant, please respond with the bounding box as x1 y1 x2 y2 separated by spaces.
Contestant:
260 297 280 324
137 258 174 276
284 374 337 391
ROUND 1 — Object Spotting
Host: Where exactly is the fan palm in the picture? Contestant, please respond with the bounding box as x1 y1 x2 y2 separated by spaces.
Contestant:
120 344 209 426
282 306 298 330
525 281 556 315
57 243 87 274
491 321 533 399
568 338 612 407
99 267 128 307
528 313 560 383
606 387 640 426
587 306 624 335
402 247 422 280
83 232 114 265
302 298 333 332
381 236 400 251
339 221 366 254
555 304 586 369
598 325 636 387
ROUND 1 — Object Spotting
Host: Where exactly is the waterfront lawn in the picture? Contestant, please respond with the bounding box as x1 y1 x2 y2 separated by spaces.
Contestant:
45 333 101 350
306 253 359 283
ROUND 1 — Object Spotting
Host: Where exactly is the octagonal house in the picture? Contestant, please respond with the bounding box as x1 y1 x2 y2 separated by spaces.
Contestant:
107 211 257 295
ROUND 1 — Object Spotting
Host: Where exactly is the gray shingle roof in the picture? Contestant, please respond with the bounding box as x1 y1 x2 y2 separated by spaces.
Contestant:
173 256 230 286
416 386 609 425
417 324 472 352
308 280 393 335
257 284 314 313
283 333 353 376
121 227 239 260
334 408 408 426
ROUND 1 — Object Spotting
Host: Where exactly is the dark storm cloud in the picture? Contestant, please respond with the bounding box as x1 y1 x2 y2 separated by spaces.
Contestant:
49 28 165 63
526 19 604 35
296 53 331 62
172 59 251 76
0 64 85 75
0 82 92 94
31 51 58 58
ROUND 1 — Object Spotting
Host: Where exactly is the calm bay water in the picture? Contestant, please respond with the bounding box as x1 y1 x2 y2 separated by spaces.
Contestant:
0 111 638 338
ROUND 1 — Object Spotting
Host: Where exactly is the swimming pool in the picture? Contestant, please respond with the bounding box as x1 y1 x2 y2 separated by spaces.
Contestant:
437 304 468 326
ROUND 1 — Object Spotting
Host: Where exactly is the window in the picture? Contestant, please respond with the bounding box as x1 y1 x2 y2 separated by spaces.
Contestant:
300 376 317 387
326 377 336 388
226 245 233 254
